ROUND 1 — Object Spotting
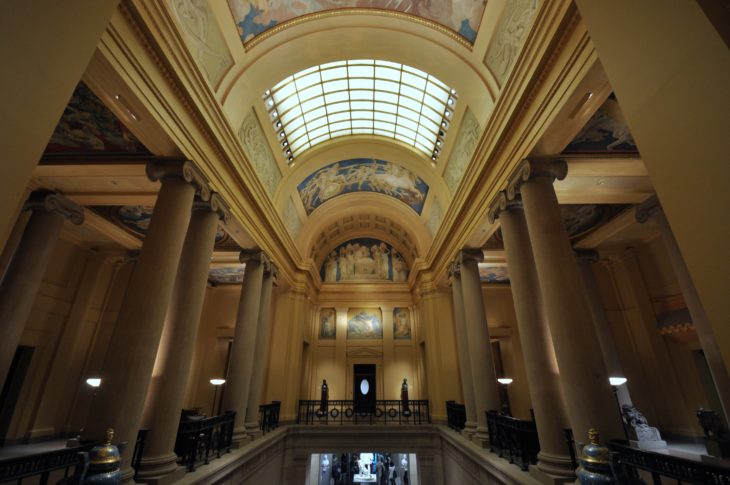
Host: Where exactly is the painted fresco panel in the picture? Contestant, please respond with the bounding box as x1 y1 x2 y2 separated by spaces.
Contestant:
228 0 488 44
347 308 383 339
320 308 337 339
46 82 148 155
478 264 510 283
239 110 282 197
208 266 246 285
321 238 408 282
298 159 429 215
564 94 638 153
484 0 541 86
393 307 412 339
443 108 480 193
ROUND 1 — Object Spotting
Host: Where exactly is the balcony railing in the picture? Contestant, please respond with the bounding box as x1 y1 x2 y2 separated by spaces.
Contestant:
174 411 235 472
0 442 94 484
608 439 730 484
259 401 281 434
445 401 467 431
297 400 430 425
485 410 540 471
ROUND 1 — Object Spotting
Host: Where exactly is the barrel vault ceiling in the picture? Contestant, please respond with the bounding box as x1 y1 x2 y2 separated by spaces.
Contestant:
28 0 658 289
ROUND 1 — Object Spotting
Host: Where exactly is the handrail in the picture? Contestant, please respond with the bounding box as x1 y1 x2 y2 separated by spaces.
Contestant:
0 442 95 484
485 410 540 471
174 411 235 472
297 400 430 425
258 401 281 434
608 439 730 484
445 401 466 431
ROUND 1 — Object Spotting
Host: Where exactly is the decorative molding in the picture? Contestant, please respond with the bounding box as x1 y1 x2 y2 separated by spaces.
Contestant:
146 160 211 201
635 194 661 224
506 158 567 200
194 192 231 224
25 192 85 225
448 260 461 279
346 347 384 358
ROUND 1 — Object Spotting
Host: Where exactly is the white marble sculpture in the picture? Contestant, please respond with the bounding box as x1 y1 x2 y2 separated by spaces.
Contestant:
622 404 667 450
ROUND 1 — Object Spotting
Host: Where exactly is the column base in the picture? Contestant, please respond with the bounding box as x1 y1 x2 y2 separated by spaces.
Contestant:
135 452 186 484
470 427 490 448
230 426 249 449
244 421 262 441
462 422 477 439
528 451 576 484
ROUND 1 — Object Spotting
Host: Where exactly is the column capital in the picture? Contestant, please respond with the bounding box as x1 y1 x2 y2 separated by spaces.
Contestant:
448 260 461 279
506 159 568 200
193 192 231 224
487 191 524 223
25 191 84 225
459 248 484 265
635 195 662 224
574 249 599 263
239 249 268 265
146 160 211 201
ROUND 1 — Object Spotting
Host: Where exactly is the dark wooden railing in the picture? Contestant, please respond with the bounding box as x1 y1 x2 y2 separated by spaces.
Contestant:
174 411 235 472
297 400 430 425
0 442 94 484
259 401 281 434
446 401 466 431
485 410 540 471
608 439 730 484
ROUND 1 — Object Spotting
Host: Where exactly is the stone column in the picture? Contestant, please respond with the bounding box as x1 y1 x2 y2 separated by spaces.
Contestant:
458 248 500 447
221 250 266 447
488 192 575 483
637 196 730 425
0 192 83 386
244 262 276 439
136 193 229 484
83 161 209 483
575 250 632 407
507 159 623 444
448 262 478 437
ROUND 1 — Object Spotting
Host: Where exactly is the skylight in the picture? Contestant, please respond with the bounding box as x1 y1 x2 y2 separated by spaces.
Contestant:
263 60 457 163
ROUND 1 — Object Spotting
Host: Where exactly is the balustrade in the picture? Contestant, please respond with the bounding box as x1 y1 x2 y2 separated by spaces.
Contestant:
297 400 430 425
485 410 540 471
174 411 235 472
446 401 466 431
259 401 281 434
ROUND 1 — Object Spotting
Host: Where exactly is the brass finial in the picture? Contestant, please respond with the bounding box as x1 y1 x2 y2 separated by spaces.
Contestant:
588 428 599 445
105 428 114 445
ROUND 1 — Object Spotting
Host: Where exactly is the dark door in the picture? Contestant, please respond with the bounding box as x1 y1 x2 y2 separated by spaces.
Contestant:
353 364 376 414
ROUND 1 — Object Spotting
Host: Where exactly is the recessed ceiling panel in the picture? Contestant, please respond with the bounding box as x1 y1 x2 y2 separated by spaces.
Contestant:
297 159 429 215
264 60 456 161
228 1 487 45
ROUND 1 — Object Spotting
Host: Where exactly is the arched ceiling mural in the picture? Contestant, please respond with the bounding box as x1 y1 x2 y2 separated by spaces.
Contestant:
297 159 429 215
320 237 409 283
227 0 488 46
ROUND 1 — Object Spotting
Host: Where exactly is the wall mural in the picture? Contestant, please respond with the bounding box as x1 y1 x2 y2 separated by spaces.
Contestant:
347 308 383 339
320 308 337 339
478 264 510 283
238 110 282 198
45 82 148 155
484 0 541 86
443 108 480 194
321 238 408 282
227 0 488 45
208 266 246 285
91 205 241 251
297 159 429 216
563 94 638 153
393 307 412 339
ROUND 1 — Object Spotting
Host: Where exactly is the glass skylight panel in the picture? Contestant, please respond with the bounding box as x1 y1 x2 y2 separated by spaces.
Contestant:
263 60 457 163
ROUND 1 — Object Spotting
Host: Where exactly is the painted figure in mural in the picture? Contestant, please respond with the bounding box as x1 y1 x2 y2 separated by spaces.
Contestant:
320 309 336 339
347 311 383 339
378 242 390 279
393 308 411 339
392 252 408 282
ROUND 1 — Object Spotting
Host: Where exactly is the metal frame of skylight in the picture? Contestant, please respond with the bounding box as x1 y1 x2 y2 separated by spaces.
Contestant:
262 60 457 164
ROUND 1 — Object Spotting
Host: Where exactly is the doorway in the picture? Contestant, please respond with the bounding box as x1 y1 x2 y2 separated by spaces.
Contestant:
353 364 376 414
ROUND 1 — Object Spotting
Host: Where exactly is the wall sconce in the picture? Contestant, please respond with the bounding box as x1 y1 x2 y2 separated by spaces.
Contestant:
210 378 226 417
609 376 629 441
85 378 101 388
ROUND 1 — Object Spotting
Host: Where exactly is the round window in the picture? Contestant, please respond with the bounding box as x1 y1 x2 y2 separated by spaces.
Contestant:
360 379 370 395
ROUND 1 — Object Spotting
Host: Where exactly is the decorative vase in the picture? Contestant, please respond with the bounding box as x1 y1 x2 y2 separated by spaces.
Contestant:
84 428 123 484
576 428 614 484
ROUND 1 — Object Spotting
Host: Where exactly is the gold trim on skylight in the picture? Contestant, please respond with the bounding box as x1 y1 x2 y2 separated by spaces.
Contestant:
263 60 457 163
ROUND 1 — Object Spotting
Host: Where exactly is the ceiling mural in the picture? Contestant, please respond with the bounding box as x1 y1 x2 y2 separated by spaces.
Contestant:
227 0 488 45
208 266 246 285
478 264 509 283
321 237 408 283
485 203 627 249
563 94 639 154
45 82 149 155
91 206 241 251
297 159 429 215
